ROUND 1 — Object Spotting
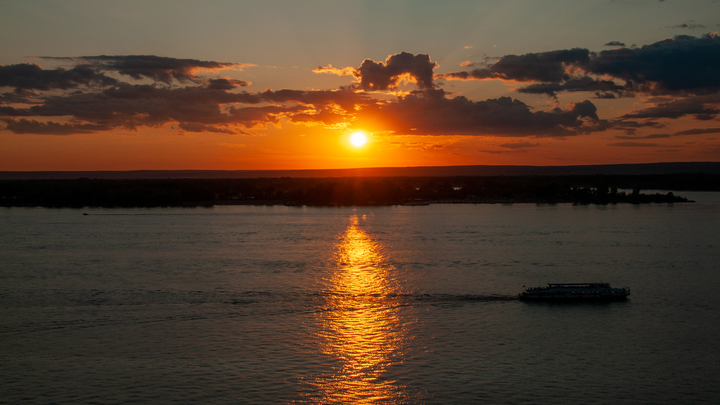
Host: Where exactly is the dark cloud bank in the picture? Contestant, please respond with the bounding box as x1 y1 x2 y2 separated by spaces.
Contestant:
441 34 720 97
2 34 719 137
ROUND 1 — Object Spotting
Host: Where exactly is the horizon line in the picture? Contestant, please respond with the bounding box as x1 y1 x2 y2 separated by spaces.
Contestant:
2 162 719 180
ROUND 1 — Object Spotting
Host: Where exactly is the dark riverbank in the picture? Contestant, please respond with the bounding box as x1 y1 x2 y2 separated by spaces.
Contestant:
2 173 715 208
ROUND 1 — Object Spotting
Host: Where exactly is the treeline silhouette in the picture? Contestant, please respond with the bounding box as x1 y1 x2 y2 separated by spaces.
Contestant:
2 173 716 208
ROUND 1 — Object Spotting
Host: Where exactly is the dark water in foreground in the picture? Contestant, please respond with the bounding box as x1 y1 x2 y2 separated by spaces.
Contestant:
2 193 720 404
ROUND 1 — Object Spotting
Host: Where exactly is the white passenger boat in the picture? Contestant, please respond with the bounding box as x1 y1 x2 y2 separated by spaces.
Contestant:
519 283 630 301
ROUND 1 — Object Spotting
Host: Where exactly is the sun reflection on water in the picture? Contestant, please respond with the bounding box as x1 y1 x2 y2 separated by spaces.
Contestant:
305 214 411 404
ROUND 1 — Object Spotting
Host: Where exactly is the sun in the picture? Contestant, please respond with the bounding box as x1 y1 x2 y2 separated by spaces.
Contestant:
350 131 368 148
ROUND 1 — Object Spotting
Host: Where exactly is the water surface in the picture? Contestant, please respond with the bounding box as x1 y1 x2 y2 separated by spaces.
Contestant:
2 195 719 403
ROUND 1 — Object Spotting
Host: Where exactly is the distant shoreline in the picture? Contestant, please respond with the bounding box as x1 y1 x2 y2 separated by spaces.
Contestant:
3 174 714 208
1 162 719 180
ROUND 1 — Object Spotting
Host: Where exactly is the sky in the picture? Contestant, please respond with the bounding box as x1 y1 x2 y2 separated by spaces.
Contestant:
1 0 720 171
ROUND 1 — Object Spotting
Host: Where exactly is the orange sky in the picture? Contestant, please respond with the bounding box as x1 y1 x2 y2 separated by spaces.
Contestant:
1 1 719 170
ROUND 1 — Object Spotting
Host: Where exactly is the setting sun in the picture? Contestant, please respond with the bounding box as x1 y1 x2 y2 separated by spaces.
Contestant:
350 132 368 148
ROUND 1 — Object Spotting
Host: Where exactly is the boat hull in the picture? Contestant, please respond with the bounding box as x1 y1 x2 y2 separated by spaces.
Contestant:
519 283 630 302
518 294 629 302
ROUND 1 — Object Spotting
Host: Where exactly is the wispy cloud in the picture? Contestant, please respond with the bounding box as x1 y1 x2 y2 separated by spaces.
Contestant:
45 55 251 84
498 142 541 149
312 64 356 76
615 134 672 140
621 95 720 120
667 23 706 30
608 141 661 147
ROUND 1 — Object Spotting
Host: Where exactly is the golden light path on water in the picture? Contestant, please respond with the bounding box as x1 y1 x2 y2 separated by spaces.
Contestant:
306 214 412 404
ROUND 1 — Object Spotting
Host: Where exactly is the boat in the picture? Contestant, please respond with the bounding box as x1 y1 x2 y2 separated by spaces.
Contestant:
518 283 630 302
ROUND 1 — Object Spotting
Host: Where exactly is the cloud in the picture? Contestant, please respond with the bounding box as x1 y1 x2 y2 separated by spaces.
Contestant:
615 134 672 140
355 52 437 90
0 106 33 116
178 122 239 134
2 83 302 134
589 34 720 95
7 46 718 139
313 53 438 91
608 141 661 147
84 55 246 82
611 119 665 132
1 56 376 136
386 140 449 151
675 127 720 135
517 76 629 98
258 88 370 112
604 41 626 47
356 89 604 137
312 64 356 76
0 89 40 104
14 51 607 139
621 95 720 120
667 23 706 29
0 63 117 91
206 78 250 90
498 142 540 149
438 48 590 83
1 56 252 96
5 84 375 135
441 34 720 97
25 84 261 128
2 118 111 135
47 55 249 83
290 109 347 126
